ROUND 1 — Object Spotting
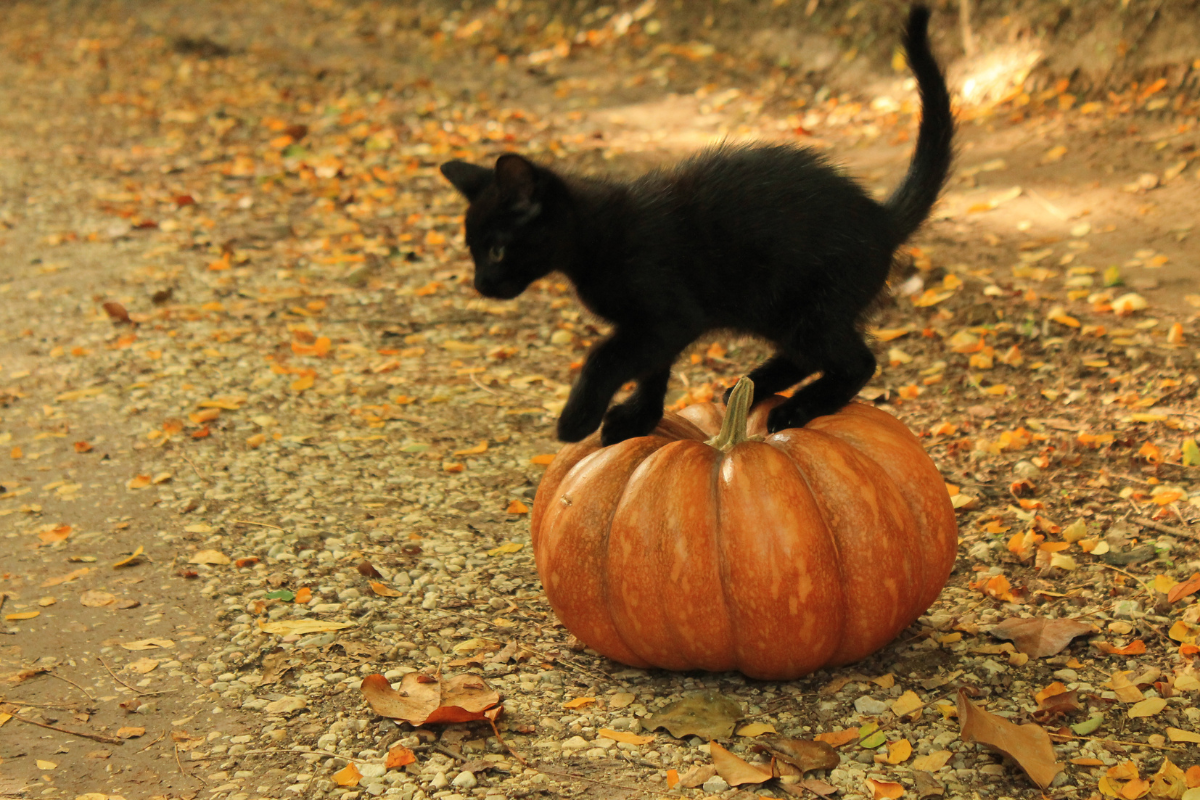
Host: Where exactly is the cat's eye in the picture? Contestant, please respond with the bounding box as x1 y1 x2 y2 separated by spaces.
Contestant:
487 245 505 263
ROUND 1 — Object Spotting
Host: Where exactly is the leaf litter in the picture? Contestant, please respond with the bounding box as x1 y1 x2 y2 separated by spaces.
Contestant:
0 0 1199 797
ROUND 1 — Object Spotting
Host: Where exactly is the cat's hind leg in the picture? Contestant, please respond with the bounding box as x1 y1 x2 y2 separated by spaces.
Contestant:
599 367 672 446
766 326 876 433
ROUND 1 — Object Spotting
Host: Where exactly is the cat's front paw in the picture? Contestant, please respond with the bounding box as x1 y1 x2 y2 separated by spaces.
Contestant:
599 402 662 446
556 404 605 443
766 401 817 434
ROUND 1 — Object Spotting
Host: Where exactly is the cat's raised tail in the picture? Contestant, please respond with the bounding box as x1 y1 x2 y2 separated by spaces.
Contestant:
885 5 954 245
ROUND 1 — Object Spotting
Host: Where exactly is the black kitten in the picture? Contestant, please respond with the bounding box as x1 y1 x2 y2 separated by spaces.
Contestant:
441 6 953 446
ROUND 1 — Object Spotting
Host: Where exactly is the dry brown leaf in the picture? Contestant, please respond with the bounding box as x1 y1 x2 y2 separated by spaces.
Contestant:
958 689 1063 789
990 617 1094 658
119 638 175 651
709 741 771 787
80 590 116 608
911 751 953 771
116 726 145 739
360 672 500 726
754 735 839 774
125 658 159 674
643 692 741 740
41 567 90 587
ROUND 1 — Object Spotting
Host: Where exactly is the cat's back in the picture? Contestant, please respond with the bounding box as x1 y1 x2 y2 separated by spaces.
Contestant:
635 142 878 227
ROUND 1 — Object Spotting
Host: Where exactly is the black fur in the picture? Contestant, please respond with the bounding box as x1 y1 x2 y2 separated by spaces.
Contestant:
441 6 953 446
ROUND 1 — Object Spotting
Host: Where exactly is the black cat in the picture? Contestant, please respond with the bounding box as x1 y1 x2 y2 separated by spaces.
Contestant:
441 6 953 446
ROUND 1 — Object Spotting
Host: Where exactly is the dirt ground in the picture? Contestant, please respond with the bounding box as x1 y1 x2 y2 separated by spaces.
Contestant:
1 2 1199 800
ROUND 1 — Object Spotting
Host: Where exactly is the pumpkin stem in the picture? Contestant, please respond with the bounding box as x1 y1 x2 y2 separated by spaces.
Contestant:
710 377 754 452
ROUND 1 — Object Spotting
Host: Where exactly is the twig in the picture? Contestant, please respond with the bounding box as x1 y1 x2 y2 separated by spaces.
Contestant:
48 671 95 701
1132 516 1197 540
537 768 655 796
0 699 90 711
433 743 469 763
487 715 528 768
1101 564 1155 596
232 519 286 531
176 450 210 484
176 743 208 786
136 730 167 753
1048 732 1181 752
1 708 124 744
97 657 170 697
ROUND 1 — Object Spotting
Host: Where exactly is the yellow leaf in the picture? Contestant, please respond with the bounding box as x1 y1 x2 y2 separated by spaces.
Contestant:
1128 697 1167 718
1166 727 1200 743
488 542 524 556
735 722 777 737
189 549 231 565
119 638 175 650
884 739 913 765
126 474 152 490
291 373 315 392
113 545 144 568
36 760 57 770
257 620 353 636
5 611 40 621
891 690 924 718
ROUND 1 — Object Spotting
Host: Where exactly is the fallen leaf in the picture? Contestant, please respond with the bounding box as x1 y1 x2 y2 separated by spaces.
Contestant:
80 590 117 608
116 639 175 653
911 751 953 771
891 690 924 717
258 619 353 636
125 658 159 674
598 728 655 745
332 763 362 787
189 549 230 565
487 542 523 556
865 778 906 799
884 739 913 765
814 729 859 747
116 726 146 739
113 546 145 568
369 581 404 598
386 744 417 769
360 672 500 726
709 741 771 787
958 689 1063 789
1128 697 1167 718
5 611 40 621
754 735 839 773
563 696 596 709
643 691 741 740
735 722 777 737
990 617 1094 657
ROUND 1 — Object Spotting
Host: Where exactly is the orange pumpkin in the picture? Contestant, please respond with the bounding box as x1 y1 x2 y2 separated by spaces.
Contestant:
531 379 957 681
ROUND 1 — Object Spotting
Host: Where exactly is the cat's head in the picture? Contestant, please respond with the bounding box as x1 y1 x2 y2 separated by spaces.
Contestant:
440 154 562 300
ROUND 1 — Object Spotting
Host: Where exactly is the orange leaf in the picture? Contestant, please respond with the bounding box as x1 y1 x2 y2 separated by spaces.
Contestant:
332 763 362 787
74 441 93 453
369 581 405 598
563 697 596 709
127 474 152 490
865 779 905 799
666 769 680 789
294 587 312 604
814 729 859 747
360 673 500 726
291 373 315 392
1096 640 1146 655
530 453 557 465
1167 573 1200 604
385 744 416 769
453 440 488 456
506 499 530 515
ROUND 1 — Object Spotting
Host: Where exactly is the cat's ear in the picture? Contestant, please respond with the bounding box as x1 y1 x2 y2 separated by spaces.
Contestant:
440 161 492 201
494 154 538 203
